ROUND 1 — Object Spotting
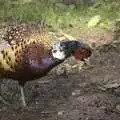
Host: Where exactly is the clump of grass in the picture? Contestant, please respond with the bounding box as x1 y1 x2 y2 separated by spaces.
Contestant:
0 0 119 31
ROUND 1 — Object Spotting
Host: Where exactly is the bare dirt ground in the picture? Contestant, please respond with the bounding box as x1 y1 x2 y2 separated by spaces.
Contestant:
0 29 120 120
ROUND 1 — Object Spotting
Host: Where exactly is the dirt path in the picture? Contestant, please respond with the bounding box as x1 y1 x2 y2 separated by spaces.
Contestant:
0 40 120 119
0 27 120 119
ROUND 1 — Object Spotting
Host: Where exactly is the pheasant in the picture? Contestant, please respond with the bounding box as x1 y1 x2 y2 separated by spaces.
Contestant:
0 24 92 106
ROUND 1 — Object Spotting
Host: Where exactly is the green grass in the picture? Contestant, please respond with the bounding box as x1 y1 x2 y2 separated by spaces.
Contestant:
0 0 120 30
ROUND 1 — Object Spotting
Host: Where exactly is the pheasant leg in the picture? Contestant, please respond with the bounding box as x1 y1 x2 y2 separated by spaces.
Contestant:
20 85 26 107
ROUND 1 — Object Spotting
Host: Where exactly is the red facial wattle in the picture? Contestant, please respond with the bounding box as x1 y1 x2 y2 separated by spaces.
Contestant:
72 48 91 61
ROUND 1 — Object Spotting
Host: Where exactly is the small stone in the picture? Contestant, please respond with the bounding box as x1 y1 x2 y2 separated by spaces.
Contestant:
116 104 120 112
56 66 65 75
58 111 64 116
104 83 120 89
72 90 81 96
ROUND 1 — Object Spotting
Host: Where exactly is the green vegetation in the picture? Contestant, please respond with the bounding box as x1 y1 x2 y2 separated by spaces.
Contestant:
0 0 120 30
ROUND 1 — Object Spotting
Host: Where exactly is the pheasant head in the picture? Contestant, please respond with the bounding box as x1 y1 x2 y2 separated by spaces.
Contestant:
52 40 91 61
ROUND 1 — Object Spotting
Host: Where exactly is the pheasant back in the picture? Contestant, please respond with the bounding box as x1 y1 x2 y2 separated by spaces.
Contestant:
0 24 53 78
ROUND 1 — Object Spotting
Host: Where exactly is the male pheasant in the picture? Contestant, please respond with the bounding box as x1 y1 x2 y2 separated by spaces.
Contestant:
0 24 91 106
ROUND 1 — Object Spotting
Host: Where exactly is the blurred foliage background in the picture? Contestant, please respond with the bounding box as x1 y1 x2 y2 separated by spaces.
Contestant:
0 0 120 31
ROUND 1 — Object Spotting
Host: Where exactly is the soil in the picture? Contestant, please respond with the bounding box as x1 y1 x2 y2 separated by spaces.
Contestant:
0 28 120 120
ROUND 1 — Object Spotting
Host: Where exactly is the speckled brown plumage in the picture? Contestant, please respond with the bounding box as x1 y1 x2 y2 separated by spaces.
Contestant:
3 24 48 45
5 43 58 85
0 24 55 86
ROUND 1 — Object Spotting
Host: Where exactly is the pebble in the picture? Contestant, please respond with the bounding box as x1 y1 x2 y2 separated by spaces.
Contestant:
58 111 64 116
116 104 120 113
72 90 81 97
